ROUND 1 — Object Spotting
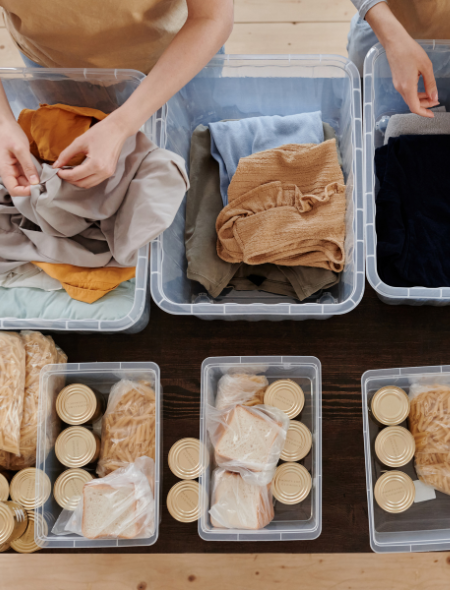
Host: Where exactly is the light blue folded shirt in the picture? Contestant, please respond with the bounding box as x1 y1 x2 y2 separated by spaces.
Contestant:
209 111 324 206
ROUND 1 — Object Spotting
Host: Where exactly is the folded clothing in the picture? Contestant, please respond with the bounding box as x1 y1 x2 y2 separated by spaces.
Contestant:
32 262 135 304
216 140 346 271
375 135 450 288
384 111 450 145
209 112 324 206
185 125 339 300
18 103 108 166
0 131 189 271
0 279 136 321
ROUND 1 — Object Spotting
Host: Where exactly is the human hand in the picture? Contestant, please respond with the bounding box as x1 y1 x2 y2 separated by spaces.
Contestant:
54 115 129 188
0 120 39 196
385 35 439 118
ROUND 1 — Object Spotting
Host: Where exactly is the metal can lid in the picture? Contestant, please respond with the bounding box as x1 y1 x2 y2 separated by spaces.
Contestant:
371 386 410 426
168 438 209 480
264 380 305 419
272 462 312 505
54 469 94 510
374 470 415 513
0 542 10 553
0 473 9 502
167 481 203 523
0 503 14 545
10 511 47 554
55 427 98 468
375 426 415 468
280 421 312 462
10 469 51 510
56 384 98 425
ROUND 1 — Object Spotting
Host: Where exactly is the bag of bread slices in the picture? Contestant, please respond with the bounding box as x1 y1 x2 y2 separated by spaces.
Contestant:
56 456 155 540
207 373 289 485
409 383 450 495
209 468 274 530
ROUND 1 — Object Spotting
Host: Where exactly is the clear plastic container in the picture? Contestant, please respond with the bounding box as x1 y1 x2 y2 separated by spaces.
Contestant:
35 362 161 548
362 365 450 553
0 67 155 332
364 41 450 306
150 54 364 321
199 356 322 541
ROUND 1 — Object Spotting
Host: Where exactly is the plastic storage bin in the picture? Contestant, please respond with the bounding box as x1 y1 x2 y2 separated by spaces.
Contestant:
362 365 450 553
0 67 153 332
199 356 322 541
35 361 161 548
150 54 364 321
364 40 450 306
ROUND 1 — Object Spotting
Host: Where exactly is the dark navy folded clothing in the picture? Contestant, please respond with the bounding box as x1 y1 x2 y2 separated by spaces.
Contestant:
375 134 450 288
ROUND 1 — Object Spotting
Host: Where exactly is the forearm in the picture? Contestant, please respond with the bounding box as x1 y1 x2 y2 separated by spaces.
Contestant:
0 83 18 125
365 1 409 49
109 5 233 136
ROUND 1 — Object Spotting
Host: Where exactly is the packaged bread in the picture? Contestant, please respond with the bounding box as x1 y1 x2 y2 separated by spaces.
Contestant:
61 456 155 540
0 332 66 470
409 383 450 495
208 403 289 485
209 468 274 530
97 380 156 477
0 332 26 456
215 373 268 410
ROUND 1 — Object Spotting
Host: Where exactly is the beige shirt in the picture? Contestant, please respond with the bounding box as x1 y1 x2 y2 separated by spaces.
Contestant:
2 0 188 73
388 0 450 38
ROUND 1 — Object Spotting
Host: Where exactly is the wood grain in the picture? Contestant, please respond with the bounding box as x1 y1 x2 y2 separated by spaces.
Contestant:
2 553 450 589
225 23 351 55
234 0 357 23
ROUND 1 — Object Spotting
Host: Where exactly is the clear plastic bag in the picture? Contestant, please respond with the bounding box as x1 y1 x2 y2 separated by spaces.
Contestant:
207 403 289 485
97 380 156 477
0 332 66 470
215 373 268 411
409 383 450 495
209 468 274 530
0 332 26 455
54 456 155 540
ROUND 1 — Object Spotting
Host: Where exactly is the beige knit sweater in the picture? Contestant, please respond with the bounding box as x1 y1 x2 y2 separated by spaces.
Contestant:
216 140 346 271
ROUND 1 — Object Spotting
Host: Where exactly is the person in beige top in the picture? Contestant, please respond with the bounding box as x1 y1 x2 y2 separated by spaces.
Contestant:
0 0 233 195
348 0 449 117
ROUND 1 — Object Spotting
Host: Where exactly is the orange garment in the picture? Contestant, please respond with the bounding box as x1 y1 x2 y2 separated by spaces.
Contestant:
216 140 346 272
18 103 108 166
32 262 135 304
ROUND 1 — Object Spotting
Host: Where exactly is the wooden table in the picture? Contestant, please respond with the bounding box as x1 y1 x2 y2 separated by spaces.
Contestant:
3 280 450 588
40 279 450 554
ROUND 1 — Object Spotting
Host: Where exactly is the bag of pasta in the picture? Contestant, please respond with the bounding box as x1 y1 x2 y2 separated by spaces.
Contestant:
97 380 156 477
409 383 450 495
0 332 67 469
0 332 26 456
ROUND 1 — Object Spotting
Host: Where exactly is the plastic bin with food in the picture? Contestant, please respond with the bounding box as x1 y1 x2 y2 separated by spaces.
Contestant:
199 356 321 541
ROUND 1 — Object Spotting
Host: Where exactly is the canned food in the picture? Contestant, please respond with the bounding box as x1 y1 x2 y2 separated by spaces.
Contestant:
10 468 51 510
264 380 305 419
10 511 48 553
272 462 312 505
167 481 204 523
280 420 312 462
0 473 9 502
0 501 28 545
168 438 209 480
374 471 415 513
54 469 94 510
371 386 410 426
55 427 100 468
56 384 103 425
374 426 415 468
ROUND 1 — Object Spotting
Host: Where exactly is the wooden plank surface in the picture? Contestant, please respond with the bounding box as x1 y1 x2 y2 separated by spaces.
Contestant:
225 22 351 55
2 553 450 589
234 0 357 23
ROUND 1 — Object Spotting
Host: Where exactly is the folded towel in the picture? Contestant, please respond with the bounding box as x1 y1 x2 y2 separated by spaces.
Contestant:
384 111 450 144
216 140 346 271
376 135 450 288
209 112 324 206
